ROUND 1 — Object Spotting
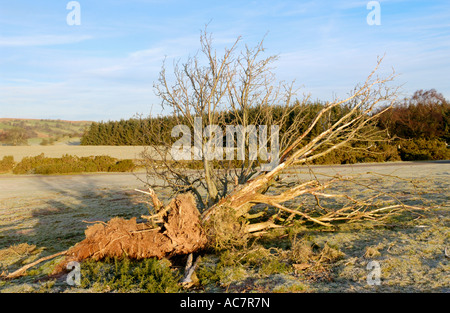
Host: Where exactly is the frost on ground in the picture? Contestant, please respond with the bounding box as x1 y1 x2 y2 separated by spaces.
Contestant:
0 162 448 292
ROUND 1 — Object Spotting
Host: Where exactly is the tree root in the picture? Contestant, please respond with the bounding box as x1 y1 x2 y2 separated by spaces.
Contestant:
2 193 207 279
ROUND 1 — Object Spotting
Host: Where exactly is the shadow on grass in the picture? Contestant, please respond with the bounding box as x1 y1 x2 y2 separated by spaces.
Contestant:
0 174 152 277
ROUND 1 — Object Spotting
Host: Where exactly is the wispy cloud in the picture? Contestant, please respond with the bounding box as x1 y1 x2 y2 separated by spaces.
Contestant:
0 80 156 121
0 34 93 47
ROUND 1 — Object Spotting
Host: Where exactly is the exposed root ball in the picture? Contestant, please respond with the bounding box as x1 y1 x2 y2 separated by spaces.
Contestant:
54 193 207 273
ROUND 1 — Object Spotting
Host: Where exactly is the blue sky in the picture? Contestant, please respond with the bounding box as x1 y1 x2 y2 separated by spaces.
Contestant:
0 0 449 121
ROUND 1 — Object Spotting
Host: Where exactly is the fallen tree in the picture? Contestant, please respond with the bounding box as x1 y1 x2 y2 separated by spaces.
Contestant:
2 30 425 281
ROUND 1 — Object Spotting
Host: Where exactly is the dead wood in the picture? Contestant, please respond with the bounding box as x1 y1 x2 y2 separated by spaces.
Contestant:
135 187 164 212
181 253 201 287
3 250 68 279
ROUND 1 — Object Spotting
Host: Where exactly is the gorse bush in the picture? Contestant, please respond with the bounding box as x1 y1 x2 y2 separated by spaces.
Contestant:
0 156 15 173
399 138 449 161
312 142 402 165
12 154 136 174
12 154 49 174
107 159 135 172
91 155 118 172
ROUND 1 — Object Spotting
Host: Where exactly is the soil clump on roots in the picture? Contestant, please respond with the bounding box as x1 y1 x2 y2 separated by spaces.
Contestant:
52 193 207 274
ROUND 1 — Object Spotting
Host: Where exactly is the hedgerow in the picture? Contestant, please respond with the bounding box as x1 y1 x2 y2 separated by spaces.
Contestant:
12 154 136 175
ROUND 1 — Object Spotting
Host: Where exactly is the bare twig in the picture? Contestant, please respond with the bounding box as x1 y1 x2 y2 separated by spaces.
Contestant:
135 188 163 212
3 250 68 279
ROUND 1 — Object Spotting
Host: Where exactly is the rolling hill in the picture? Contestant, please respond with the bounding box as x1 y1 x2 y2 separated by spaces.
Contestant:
0 118 92 146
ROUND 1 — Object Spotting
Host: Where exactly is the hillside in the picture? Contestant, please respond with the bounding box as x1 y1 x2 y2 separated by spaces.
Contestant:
0 118 92 146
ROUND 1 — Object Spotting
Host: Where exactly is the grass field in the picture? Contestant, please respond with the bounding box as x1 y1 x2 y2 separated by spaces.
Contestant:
0 162 448 293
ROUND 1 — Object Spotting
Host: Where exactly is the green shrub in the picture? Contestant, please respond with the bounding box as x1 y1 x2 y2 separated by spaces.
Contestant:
197 246 291 288
108 159 135 172
312 142 401 165
399 138 449 161
197 254 249 287
13 153 48 174
12 154 136 175
93 155 119 172
258 259 290 276
79 257 181 293
0 156 15 173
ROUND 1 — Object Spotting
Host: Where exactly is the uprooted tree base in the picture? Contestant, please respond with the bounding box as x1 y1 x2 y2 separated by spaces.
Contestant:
56 193 207 272
3 193 208 279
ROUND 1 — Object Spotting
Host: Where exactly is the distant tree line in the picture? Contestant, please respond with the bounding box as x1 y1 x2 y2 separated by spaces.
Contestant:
377 89 449 161
80 89 449 163
80 101 352 146
377 89 449 141
80 118 160 146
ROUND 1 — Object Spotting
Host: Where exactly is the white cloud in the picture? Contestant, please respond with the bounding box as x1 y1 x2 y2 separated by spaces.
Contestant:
0 34 93 47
